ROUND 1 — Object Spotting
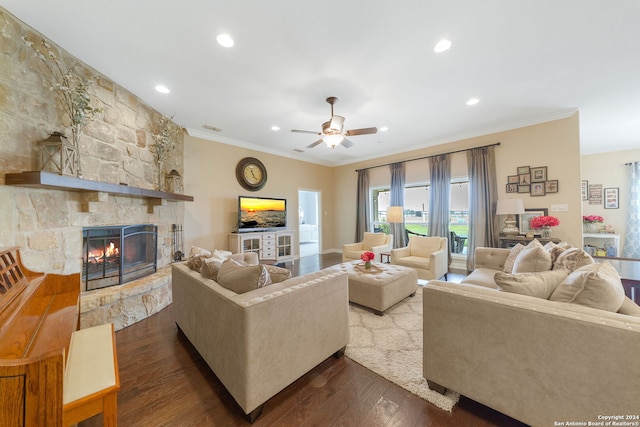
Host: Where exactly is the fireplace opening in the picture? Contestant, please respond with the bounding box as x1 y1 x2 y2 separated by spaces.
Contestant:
83 224 157 291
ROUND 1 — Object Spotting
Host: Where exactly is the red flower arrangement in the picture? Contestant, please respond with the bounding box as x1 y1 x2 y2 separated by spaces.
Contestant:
583 215 604 223
360 251 375 263
529 215 560 229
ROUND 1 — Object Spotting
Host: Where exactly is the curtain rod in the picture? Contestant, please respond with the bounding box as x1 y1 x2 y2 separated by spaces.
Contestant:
354 142 501 172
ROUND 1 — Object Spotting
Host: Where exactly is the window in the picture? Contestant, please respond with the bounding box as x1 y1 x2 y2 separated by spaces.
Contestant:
371 180 469 251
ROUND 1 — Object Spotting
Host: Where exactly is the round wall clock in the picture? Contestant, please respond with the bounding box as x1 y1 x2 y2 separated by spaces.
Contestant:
235 157 267 191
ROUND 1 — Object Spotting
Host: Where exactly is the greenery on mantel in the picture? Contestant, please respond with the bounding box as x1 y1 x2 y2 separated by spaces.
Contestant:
152 114 182 191
22 35 102 178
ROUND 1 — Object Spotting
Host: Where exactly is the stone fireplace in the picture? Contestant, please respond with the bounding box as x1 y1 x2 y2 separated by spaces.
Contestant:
83 224 158 291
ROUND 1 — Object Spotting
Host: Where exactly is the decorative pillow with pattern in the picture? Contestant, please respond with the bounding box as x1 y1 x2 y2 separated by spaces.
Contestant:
264 264 292 283
187 255 206 271
549 261 625 312
543 242 567 266
495 270 569 299
552 247 594 272
217 258 272 293
503 243 525 273
512 239 552 273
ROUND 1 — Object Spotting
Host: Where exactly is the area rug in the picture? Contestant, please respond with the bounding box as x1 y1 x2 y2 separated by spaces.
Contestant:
345 287 460 411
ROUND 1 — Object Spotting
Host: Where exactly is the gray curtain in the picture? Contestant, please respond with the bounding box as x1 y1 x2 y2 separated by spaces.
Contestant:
428 154 451 261
622 161 640 257
466 146 498 271
355 169 370 242
389 162 406 248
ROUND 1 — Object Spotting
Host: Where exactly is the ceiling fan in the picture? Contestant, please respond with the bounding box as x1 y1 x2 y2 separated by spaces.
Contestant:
291 97 377 149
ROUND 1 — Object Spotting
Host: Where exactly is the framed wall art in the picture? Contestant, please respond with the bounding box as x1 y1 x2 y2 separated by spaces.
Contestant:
517 166 530 175
589 184 602 205
506 183 518 193
581 180 588 201
518 208 548 235
530 182 545 196
531 166 547 182
545 180 558 193
518 185 530 194
508 175 519 184
604 187 619 209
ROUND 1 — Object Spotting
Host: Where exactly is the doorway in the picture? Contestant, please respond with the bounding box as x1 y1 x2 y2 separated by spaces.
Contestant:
298 190 320 258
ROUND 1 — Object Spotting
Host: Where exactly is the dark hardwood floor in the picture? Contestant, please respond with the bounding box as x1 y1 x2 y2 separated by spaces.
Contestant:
80 253 526 427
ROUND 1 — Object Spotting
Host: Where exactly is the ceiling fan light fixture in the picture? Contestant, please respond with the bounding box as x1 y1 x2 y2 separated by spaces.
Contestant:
434 39 452 53
216 33 234 48
328 115 345 131
323 134 344 148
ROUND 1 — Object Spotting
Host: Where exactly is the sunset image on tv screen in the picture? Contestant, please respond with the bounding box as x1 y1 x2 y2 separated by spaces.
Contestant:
239 198 286 229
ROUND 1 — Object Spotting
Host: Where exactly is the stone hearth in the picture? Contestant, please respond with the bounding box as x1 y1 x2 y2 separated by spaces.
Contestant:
80 266 172 331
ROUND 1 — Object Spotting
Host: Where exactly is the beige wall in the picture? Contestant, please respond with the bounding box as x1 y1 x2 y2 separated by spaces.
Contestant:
183 135 336 252
333 113 583 248
581 147 640 252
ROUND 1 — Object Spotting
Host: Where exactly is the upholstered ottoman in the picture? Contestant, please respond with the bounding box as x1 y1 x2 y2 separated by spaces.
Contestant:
333 261 418 315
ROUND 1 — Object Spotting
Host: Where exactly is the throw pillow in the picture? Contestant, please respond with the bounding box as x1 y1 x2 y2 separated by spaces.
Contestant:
543 242 567 266
189 246 212 258
618 297 640 317
217 258 272 293
495 270 569 299
552 247 594 272
512 239 552 273
186 255 206 271
361 232 386 250
549 262 625 312
264 264 292 283
212 249 232 260
200 257 223 280
503 243 525 273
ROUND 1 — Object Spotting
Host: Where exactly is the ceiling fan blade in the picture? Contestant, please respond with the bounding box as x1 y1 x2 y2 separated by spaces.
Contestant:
305 139 324 149
340 138 354 148
345 127 377 136
291 129 321 135
329 115 345 132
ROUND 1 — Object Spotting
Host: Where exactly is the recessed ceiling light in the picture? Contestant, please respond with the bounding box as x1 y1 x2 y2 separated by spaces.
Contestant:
216 33 234 48
271 126 280 131
379 126 389 132
434 39 452 53
466 98 480 106
155 85 170 94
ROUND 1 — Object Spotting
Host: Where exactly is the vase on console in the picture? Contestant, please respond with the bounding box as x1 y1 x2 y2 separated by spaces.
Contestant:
364 261 372 269
541 226 551 239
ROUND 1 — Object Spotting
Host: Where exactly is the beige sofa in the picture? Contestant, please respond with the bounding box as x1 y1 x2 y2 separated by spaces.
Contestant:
423 246 640 426
172 262 350 421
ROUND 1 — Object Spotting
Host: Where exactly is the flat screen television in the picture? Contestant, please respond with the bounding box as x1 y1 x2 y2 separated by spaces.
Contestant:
238 196 287 232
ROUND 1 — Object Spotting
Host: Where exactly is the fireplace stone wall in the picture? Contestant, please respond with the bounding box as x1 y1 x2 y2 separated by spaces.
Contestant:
0 8 185 328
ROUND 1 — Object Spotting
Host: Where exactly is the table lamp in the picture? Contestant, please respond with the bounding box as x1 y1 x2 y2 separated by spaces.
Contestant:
496 199 524 235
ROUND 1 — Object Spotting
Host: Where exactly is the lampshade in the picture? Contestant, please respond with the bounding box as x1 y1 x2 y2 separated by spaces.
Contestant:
322 134 344 147
387 206 404 223
496 198 525 215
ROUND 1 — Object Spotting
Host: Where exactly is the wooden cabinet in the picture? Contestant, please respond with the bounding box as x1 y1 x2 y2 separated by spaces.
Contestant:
229 230 295 265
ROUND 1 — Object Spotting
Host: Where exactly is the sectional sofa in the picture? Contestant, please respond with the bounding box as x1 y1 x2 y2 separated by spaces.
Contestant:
423 243 640 426
172 256 350 421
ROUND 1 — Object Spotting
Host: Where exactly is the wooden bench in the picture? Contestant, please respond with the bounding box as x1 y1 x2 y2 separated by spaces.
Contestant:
63 323 120 426
0 246 120 426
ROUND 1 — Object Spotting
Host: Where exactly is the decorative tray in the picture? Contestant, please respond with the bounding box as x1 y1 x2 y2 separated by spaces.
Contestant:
354 263 383 273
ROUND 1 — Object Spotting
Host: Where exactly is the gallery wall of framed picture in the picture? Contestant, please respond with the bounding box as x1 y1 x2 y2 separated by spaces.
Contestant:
506 165 558 197
582 180 620 209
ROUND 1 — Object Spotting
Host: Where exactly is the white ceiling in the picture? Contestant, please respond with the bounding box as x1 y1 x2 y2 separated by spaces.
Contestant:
2 1 639 166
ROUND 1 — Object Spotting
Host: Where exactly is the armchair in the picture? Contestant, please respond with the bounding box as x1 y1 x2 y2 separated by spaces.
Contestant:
342 232 393 262
391 236 448 280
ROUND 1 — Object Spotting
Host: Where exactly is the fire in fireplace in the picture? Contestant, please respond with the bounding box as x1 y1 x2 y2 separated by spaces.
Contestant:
82 224 157 291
